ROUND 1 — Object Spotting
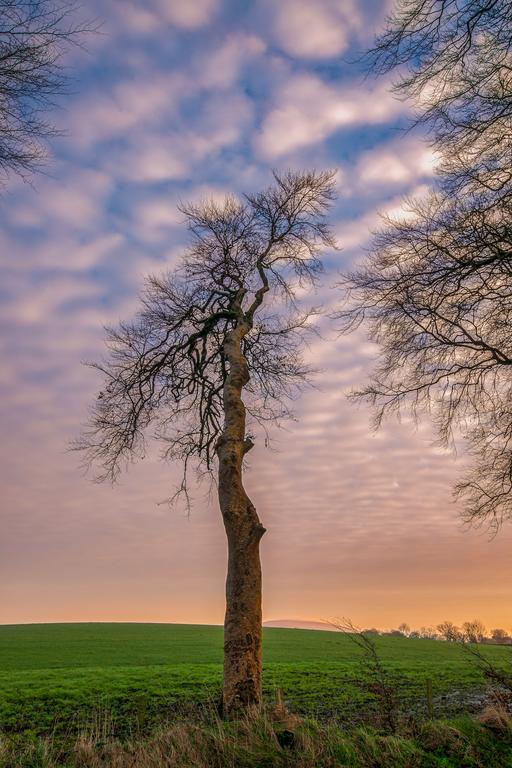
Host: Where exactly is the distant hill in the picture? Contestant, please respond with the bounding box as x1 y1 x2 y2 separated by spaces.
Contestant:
263 619 337 631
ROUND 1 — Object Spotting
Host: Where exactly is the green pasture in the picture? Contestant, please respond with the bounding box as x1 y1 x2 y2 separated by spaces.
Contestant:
0 623 510 736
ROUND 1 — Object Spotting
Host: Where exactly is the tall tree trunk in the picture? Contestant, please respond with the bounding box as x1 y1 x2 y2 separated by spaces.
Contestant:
216 317 266 713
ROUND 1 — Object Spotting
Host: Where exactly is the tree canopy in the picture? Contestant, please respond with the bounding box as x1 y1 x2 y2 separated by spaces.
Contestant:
81 170 336 486
0 0 92 180
338 0 512 530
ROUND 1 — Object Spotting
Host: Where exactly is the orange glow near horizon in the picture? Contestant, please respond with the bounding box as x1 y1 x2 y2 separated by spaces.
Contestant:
1 1 511 635
2 440 511 632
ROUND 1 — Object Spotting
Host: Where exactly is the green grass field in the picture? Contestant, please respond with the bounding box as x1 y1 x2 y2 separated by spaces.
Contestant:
0 623 510 736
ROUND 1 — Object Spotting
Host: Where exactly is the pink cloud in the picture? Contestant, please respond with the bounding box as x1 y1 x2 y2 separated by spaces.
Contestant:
264 0 362 59
254 73 405 159
195 34 266 89
108 90 254 182
112 0 220 33
155 0 219 29
356 136 439 188
7 169 112 233
66 73 184 147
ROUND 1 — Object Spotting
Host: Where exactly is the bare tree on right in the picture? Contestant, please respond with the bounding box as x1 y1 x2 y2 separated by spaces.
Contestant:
436 622 462 643
462 620 487 644
337 0 512 531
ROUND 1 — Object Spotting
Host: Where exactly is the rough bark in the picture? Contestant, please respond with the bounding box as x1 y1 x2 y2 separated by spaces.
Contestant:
216 310 266 713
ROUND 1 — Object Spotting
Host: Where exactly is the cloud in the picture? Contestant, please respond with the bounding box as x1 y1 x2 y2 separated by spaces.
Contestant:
47 233 126 272
333 186 433 258
356 136 439 189
7 169 112 232
155 0 219 29
254 73 405 159
132 198 185 245
264 0 362 59
3 274 101 326
195 34 266 90
108 90 254 183
117 139 190 183
112 2 160 34
66 73 185 148
66 33 262 163
112 0 219 33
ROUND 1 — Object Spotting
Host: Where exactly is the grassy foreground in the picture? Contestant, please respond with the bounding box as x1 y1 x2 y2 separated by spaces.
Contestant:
2 709 512 768
2 624 512 766
1 623 511 737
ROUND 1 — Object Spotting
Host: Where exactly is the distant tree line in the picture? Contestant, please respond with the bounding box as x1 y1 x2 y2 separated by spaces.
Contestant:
363 620 512 645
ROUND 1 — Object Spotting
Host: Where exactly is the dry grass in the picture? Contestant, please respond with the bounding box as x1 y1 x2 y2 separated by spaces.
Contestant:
1 711 337 768
477 700 512 736
2 704 512 768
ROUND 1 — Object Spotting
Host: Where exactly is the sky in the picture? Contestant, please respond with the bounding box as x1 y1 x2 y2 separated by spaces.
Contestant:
1 0 511 632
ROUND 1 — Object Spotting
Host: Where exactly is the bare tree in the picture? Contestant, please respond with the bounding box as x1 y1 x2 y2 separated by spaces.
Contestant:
337 193 512 530
366 0 511 193
462 619 487 644
419 626 438 641
0 0 93 181
490 628 511 645
436 621 461 642
397 622 410 637
337 0 512 530
78 170 336 713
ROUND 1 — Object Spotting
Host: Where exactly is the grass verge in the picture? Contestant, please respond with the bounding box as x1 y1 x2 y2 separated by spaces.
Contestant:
1 708 512 768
